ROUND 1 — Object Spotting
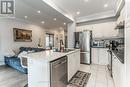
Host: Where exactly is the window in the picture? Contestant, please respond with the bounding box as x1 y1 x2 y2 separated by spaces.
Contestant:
45 33 54 48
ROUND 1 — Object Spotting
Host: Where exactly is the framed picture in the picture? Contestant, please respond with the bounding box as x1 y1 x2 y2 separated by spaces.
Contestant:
13 28 32 42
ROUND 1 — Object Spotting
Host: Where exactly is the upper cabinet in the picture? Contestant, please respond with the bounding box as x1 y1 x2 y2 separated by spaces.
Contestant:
116 6 125 38
117 7 125 24
76 22 118 38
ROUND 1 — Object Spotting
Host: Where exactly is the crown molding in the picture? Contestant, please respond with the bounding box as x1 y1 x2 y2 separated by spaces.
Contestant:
76 0 125 23
76 10 116 23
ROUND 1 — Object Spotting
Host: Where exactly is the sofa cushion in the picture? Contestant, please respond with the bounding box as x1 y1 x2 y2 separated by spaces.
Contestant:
4 56 28 74
19 47 45 53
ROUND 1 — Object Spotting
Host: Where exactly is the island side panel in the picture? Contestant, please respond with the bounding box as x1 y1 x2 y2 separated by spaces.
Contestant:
28 58 50 87
67 50 80 81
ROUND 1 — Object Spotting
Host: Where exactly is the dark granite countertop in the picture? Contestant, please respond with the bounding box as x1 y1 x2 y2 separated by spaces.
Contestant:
111 50 124 64
91 47 109 48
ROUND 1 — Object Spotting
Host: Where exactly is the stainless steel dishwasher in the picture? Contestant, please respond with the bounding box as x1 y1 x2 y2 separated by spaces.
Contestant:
50 56 67 87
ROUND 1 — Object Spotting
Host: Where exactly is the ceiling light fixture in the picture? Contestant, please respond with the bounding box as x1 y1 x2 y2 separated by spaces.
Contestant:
53 18 57 21
84 0 89 2
104 4 108 8
24 16 28 19
76 11 80 15
41 21 45 24
63 23 66 25
37 10 41 13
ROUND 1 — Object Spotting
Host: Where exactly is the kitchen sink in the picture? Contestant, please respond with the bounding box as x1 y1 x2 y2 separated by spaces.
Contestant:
62 49 75 53
53 49 75 53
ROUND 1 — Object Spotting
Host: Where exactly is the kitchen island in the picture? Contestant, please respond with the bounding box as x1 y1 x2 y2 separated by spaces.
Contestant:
27 49 80 87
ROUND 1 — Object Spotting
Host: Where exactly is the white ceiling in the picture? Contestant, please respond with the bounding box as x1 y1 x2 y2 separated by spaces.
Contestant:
14 0 72 29
51 0 115 18
1 0 123 29
49 0 123 22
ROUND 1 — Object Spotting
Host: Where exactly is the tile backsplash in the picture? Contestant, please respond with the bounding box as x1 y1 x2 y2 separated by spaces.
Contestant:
92 37 124 48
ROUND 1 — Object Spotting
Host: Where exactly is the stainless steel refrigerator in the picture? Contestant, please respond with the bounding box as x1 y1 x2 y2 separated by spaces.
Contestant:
75 31 92 64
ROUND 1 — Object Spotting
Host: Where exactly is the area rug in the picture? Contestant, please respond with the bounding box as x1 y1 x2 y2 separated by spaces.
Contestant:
68 71 91 87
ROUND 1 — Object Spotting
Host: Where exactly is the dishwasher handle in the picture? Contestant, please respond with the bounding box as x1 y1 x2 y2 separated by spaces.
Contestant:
53 60 67 68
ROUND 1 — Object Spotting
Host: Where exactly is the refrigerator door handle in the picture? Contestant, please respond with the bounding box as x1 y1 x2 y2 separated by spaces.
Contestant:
81 33 85 51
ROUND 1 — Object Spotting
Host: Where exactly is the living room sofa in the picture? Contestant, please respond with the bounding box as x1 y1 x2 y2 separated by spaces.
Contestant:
4 47 45 74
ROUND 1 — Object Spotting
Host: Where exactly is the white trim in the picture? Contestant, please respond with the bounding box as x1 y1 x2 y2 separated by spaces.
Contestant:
115 0 125 14
76 0 125 23
76 10 115 23
42 0 74 22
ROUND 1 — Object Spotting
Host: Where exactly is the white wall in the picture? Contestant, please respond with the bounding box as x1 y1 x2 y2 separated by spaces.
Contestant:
67 22 76 48
125 1 130 87
45 29 65 48
76 21 118 38
0 18 46 65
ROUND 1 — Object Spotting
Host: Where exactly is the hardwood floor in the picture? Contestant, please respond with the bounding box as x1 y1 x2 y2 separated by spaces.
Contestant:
0 65 27 87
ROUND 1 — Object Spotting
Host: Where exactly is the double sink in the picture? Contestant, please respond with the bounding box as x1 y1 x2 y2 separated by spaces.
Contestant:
62 49 75 53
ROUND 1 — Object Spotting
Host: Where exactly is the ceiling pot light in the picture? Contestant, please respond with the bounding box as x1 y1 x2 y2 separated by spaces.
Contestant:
41 21 45 24
53 18 57 21
24 16 28 19
37 10 41 13
84 0 89 2
76 11 80 15
104 4 108 8
63 23 66 25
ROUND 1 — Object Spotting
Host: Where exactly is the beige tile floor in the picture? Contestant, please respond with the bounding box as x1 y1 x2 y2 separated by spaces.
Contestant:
80 64 115 87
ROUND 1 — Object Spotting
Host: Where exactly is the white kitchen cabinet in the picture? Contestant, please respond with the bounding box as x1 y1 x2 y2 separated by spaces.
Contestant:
99 48 108 65
67 53 74 81
67 50 80 81
92 48 99 64
75 50 80 72
112 53 124 87
76 22 117 38
112 54 118 87
125 2 130 87
92 48 108 65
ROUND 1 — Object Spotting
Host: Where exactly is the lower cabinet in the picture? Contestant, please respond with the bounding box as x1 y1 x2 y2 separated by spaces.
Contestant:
92 48 108 65
92 48 99 64
112 53 124 87
67 50 80 81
